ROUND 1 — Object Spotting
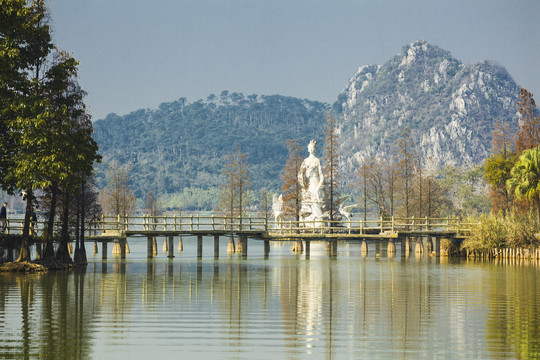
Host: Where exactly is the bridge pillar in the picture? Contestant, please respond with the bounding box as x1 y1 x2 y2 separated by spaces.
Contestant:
305 241 310 259
214 235 220 258
197 235 203 258
120 238 126 259
404 237 412 256
361 240 368 257
102 241 107 260
147 236 153 258
227 236 235 254
152 237 158 256
178 235 183 252
264 240 270 258
237 235 247 257
291 241 303 253
387 239 396 258
434 236 441 257
380 240 388 257
426 237 433 255
375 240 381 258
415 238 424 257
326 240 337 257
168 235 174 258
162 237 168 253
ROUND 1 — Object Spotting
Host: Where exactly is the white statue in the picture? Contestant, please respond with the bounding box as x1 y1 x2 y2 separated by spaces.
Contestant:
272 194 284 227
298 140 324 227
339 203 357 228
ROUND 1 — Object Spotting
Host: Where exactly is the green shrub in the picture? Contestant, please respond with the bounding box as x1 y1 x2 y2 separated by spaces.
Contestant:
463 211 539 252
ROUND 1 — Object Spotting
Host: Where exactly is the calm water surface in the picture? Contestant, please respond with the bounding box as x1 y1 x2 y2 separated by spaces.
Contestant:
1 238 539 359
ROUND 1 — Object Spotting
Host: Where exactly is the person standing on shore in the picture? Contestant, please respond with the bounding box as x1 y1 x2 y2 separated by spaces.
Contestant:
1 202 7 234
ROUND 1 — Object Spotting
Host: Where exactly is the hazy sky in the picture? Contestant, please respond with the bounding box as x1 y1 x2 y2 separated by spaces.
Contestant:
49 0 540 120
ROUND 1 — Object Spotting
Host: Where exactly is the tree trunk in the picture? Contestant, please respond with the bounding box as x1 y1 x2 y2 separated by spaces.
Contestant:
55 193 72 265
43 183 58 261
73 191 81 264
78 179 88 265
16 190 33 262
535 194 540 225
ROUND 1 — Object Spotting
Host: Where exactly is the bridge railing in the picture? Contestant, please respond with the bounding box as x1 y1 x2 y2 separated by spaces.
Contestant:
0 214 477 238
266 216 474 236
87 214 270 234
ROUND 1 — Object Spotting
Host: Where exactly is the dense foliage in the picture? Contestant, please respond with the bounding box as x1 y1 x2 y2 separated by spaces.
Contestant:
0 0 100 264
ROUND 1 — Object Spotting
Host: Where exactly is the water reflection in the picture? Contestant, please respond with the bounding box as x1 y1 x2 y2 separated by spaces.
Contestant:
0 255 539 359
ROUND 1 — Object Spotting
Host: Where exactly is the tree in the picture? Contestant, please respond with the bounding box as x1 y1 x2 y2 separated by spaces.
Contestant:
323 114 341 225
100 161 136 217
1 1 100 264
258 188 271 220
365 157 389 217
397 128 417 218
515 88 540 153
0 0 53 262
42 52 100 265
507 147 540 223
485 119 517 214
281 140 304 222
357 159 370 222
218 146 251 221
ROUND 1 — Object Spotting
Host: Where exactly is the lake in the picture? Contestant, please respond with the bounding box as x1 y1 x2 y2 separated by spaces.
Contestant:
0 237 539 359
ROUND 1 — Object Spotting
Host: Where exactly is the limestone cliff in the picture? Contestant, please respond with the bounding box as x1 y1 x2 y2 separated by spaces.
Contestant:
334 40 520 175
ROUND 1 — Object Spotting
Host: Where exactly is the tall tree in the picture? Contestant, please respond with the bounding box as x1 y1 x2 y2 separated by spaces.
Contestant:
397 128 417 218
43 52 99 264
281 140 304 222
485 119 517 214
357 159 370 222
515 88 540 153
100 161 136 217
1 0 53 262
218 146 251 221
323 114 341 225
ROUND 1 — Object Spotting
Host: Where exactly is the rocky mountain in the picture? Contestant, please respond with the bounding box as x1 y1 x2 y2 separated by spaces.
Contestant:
334 40 520 176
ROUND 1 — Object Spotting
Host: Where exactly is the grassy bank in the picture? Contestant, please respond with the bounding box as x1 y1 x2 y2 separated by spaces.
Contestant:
461 211 540 258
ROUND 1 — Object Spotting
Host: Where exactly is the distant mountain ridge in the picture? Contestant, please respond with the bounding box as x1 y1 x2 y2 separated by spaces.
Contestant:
93 41 523 201
334 40 520 175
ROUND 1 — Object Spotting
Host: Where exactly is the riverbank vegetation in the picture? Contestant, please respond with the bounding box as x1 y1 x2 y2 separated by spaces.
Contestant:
464 89 540 256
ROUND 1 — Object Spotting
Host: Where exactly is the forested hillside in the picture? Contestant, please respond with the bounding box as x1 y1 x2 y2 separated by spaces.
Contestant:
93 93 328 203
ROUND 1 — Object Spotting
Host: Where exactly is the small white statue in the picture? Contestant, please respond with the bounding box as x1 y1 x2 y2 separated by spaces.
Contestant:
338 203 357 228
298 140 324 227
272 194 284 227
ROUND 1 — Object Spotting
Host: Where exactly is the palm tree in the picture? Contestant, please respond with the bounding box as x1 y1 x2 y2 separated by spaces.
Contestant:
507 147 540 222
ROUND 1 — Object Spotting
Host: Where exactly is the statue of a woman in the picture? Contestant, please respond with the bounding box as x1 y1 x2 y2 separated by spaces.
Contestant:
298 140 324 226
